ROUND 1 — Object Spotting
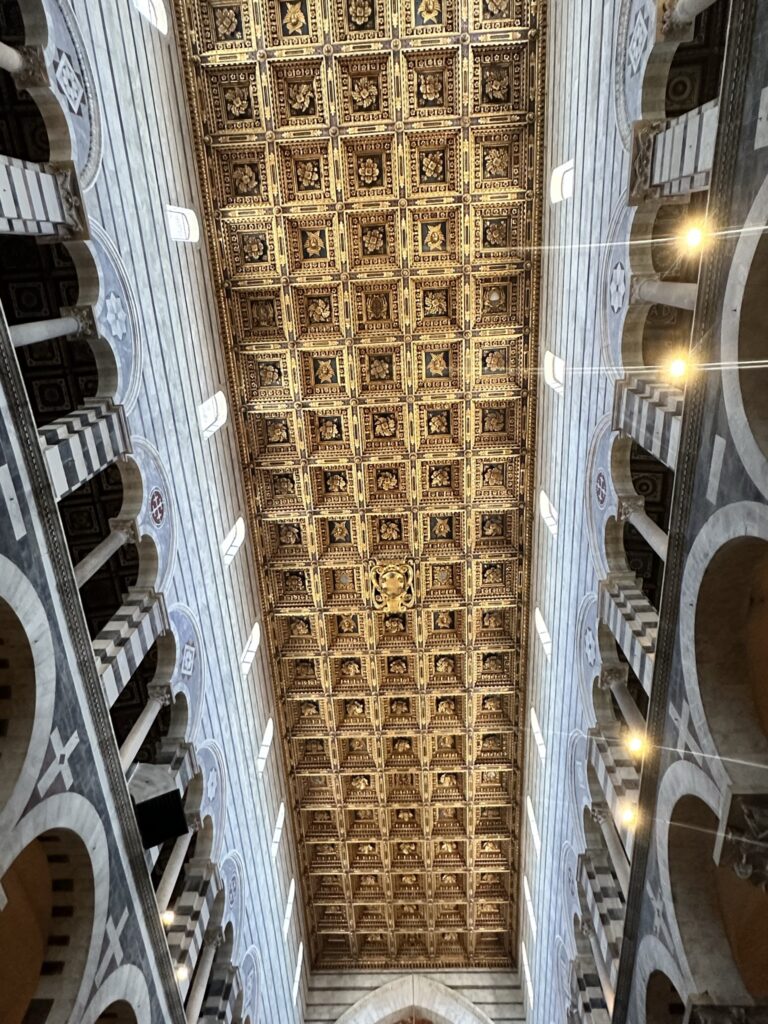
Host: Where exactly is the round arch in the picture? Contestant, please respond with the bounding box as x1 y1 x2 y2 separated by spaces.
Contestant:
335 976 496 1024
630 936 689 1024
0 559 56 833
721 173 768 500
80 965 151 1024
0 792 110 1023
678 501 768 794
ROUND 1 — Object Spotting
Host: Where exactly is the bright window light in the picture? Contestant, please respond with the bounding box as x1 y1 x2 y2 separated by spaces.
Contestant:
538 489 558 537
534 607 552 661
221 517 246 567
292 942 304 1005
133 0 168 33
240 622 261 675
271 802 285 861
550 159 575 203
283 878 296 939
166 205 200 243
543 351 565 395
530 706 546 763
198 391 227 439
521 940 535 1008
523 875 537 939
526 795 541 856
256 718 274 775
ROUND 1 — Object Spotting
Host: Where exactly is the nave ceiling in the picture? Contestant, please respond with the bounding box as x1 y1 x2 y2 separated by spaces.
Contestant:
174 0 545 970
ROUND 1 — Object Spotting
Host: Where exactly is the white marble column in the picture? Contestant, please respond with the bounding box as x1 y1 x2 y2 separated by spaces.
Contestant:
591 804 631 897
73 526 131 588
184 931 221 1023
119 689 172 772
156 820 198 914
0 40 24 74
599 667 646 735
633 277 698 311
581 919 615 1015
619 498 669 561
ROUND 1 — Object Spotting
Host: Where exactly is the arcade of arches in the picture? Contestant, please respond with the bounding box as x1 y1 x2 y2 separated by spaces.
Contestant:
1 0 768 1022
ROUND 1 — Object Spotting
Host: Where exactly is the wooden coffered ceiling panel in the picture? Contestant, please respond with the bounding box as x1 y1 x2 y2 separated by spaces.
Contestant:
174 0 544 970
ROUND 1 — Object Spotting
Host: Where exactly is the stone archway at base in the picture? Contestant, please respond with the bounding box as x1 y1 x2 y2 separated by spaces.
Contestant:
335 976 496 1024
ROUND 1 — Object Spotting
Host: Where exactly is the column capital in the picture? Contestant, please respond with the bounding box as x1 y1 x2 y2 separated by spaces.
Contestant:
617 496 645 523
597 664 629 691
13 45 48 88
47 163 86 239
579 917 595 938
629 120 664 205
590 803 609 826
203 927 224 950
60 304 98 339
147 684 173 708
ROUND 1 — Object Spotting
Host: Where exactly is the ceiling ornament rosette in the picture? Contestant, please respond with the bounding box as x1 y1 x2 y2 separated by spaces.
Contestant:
174 0 545 970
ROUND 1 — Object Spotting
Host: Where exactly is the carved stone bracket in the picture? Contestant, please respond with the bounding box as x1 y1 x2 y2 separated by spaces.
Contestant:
629 120 663 205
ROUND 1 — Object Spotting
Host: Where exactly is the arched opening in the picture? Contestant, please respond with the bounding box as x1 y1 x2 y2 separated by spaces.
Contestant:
152 774 211 924
738 230 768 463
0 9 50 164
664 3 727 119
0 237 104 426
668 794 768 999
58 459 147 627
597 624 649 725
0 599 35 815
94 1003 139 1024
0 829 95 1023
695 536 768 786
616 444 674 611
646 971 684 1024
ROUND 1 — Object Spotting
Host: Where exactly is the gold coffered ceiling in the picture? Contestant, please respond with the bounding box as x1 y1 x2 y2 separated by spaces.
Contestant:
174 0 544 970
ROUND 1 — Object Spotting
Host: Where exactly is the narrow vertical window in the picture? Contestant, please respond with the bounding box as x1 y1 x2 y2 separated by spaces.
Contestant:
523 875 537 939
240 622 261 675
550 159 575 203
292 942 304 1005
521 941 535 1008
133 0 168 32
534 607 552 661
271 802 285 861
256 718 274 775
283 878 296 939
526 795 541 856
538 489 559 537
221 517 246 567
198 391 227 438
543 351 565 395
166 205 200 243
530 706 546 763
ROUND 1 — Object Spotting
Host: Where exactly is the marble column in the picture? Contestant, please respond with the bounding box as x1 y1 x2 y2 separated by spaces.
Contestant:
591 804 631 897
156 819 199 914
74 526 132 588
119 689 172 772
184 931 221 1023
619 497 669 561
